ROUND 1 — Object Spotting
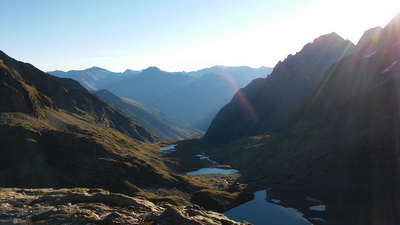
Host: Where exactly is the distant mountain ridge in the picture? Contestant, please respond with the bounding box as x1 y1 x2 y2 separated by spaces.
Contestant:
49 66 139 91
105 66 195 105
188 65 272 86
50 65 272 130
49 65 271 91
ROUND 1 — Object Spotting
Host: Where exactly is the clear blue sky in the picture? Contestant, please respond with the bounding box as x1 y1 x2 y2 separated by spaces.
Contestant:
1 0 399 72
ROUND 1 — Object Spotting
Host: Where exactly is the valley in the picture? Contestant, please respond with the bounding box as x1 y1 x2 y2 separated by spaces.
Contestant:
49 66 272 132
2 3 400 225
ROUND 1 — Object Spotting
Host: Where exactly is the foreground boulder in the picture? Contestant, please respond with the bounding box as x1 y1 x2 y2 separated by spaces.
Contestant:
0 188 250 225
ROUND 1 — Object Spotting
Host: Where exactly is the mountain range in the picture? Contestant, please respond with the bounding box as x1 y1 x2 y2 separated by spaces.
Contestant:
0 50 177 193
0 50 208 203
3 10 400 225
201 12 400 225
49 67 139 91
49 65 272 130
0 50 253 222
204 13 400 169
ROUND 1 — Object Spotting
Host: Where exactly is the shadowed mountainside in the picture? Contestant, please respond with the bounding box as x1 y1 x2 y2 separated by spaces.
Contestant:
200 12 400 225
287 12 400 169
0 51 180 192
94 89 203 140
204 32 355 143
0 51 192 199
153 72 247 130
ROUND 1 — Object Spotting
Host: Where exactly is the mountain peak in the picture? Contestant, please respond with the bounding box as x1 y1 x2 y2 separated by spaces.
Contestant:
310 32 351 47
350 12 400 57
84 66 110 72
354 26 383 54
316 32 340 40
275 33 354 73
298 32 354 55
204 33 355 143
142 66 162 73
357 26 383 43
123 69 139 74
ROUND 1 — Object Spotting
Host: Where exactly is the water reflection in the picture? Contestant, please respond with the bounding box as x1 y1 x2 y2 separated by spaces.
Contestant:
186 168 239 176
224 190 311 225
159 144 177 151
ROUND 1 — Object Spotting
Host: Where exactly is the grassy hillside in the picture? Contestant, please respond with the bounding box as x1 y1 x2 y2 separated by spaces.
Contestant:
0 50 249 212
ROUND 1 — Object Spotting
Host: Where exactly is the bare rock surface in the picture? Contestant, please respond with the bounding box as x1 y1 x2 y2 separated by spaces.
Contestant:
0 188 250 225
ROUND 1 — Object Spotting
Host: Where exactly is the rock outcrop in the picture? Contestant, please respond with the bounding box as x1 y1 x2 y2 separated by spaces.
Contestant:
0 188 250 225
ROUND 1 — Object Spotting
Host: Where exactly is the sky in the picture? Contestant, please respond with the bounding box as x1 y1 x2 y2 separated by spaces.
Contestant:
1 0 400 72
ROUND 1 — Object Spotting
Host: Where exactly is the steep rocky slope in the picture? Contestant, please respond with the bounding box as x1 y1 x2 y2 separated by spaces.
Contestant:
204 33 355 143
288 12 400 169
0 51 185 193
0 51 154 142
200 12 400 225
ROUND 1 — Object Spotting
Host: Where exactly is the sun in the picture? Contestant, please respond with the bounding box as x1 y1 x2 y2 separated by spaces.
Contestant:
297 0 400 43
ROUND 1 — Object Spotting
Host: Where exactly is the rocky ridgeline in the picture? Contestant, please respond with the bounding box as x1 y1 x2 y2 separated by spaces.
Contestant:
0 188 250 225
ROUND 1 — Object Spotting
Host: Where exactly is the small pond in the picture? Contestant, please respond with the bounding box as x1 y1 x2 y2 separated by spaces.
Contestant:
186 168 239 176
224 190 312 225
159 144 177 151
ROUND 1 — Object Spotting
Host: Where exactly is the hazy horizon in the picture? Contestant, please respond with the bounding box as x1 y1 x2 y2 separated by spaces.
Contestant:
2 0 400 72
47 64 272 73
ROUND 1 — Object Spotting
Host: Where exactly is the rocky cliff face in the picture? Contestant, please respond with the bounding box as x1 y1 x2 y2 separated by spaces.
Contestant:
0 188 250 225
204 33 355 143
288 12 400 168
